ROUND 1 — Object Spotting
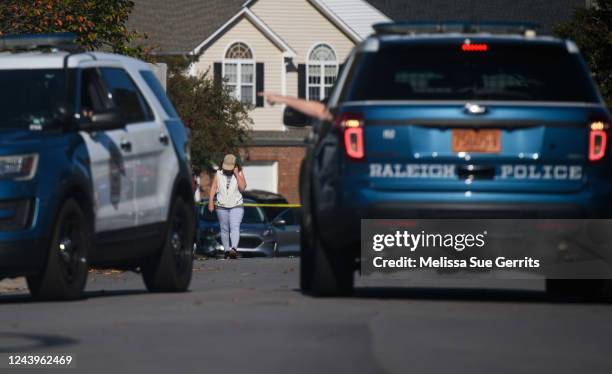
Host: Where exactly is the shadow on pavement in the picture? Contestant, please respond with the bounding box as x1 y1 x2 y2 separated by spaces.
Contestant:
297 287 612 305
354 286 546 303
0 332 78 353
83 289 150 299
0 289 148 304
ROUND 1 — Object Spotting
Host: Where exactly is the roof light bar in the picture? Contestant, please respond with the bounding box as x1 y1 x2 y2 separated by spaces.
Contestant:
373 21 539 37
0 33 79 52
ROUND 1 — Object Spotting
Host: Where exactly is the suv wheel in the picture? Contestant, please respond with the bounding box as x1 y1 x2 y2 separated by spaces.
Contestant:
142 196 194 292
300 211 354 297
27 199 90 300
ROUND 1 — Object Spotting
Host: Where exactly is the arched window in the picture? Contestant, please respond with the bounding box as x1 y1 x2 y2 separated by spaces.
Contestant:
307 43 337 101
224 42 255 105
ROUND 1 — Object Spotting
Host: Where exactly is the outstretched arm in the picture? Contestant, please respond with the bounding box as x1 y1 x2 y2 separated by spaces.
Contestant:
259 92 332 121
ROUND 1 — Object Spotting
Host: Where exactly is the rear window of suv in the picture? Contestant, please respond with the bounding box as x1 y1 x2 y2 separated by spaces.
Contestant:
342 42 599 103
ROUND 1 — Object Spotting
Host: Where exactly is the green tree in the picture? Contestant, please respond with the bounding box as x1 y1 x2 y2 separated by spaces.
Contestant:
554 0 612 105
162 57 252 174
0 0 147 57
0 1 252 173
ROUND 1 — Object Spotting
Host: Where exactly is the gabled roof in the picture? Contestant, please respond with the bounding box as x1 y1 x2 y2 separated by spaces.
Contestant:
129 0 244 54
192 7 296 56
310 0 391 41
191 0 386 53
129 0 586 54
130 0 392 54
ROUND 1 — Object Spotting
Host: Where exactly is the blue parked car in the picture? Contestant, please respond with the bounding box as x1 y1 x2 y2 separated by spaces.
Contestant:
195 198 301 257
284 22 612 296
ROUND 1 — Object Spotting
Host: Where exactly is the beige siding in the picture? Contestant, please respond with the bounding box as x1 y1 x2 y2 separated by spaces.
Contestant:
192 0 357 130
251 0 356 62
192 16 285 131
252 0 356 97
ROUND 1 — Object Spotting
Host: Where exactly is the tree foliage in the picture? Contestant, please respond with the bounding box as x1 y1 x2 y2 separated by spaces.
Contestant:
1 0 252 174
0 0 147 57
162 57 252 174
554 0 612 105
0 1 253 172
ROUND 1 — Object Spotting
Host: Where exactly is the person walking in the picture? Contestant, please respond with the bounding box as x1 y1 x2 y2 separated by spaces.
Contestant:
208 154 247 259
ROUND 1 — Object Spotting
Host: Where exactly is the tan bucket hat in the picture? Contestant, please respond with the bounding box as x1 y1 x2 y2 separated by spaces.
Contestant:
222 154 237 171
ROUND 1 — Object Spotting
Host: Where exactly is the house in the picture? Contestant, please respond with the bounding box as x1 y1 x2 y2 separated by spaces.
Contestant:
129 0 588 203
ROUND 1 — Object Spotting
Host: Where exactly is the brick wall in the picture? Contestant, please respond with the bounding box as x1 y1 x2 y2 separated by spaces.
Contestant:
243 146 305 204
197 145 306 204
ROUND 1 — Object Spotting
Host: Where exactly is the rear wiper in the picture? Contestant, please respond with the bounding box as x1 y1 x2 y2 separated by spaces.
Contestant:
473 90 532 100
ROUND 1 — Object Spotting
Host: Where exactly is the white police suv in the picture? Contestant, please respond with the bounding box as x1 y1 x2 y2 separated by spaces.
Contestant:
0 33 195 300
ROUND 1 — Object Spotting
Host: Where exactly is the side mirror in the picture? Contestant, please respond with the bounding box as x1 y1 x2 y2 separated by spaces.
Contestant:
79 110 125 132
283 106 312 127
272 219 287 227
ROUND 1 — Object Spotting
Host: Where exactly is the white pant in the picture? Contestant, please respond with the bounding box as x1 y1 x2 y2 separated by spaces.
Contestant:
216 206 244 252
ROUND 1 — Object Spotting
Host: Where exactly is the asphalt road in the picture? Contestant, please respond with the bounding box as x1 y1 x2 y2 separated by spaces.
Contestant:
1 258 611 374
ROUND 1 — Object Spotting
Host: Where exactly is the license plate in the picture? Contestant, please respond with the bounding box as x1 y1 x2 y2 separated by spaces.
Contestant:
452 129 501 153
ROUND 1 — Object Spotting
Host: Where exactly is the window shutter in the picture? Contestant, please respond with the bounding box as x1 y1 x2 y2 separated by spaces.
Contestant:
338 63 345 76
297 64 306 99
256 62 264 107
213 62 222 85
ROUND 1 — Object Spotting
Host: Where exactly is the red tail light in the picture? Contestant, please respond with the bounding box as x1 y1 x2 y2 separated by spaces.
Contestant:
335 113 364 160
461 43 488 52
589 122 608 162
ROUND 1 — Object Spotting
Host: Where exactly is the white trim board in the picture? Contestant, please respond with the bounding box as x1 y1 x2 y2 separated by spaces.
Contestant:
192 7 296 57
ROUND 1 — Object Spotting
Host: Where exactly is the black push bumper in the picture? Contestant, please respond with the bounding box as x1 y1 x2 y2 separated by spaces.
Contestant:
0 239 46 278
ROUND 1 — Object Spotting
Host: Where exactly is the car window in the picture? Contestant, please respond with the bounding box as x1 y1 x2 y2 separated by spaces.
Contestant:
276 209 297 225
140 70 179 118
243 206 266 224
99 67 153 123
80 68 112 114
262 206 287 222
0 69 66 129
343 43 599 103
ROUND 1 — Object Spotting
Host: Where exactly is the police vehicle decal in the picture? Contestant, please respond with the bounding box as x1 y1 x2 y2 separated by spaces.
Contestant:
369 163 583 180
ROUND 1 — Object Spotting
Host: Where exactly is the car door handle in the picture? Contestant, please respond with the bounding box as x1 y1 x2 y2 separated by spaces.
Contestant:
159 133 169 146
120 139 132 152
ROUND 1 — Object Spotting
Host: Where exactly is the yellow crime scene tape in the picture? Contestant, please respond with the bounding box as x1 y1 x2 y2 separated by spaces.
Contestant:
243 203 302 208
195 201 301 208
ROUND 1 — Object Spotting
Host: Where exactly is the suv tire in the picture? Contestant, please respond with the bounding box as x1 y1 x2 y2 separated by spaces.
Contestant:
27 199 90 300
300 211 354 297
142 196 194 292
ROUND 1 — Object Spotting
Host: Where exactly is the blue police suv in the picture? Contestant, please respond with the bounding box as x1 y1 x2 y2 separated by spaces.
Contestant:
0 34 195 300
286 22 612 296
